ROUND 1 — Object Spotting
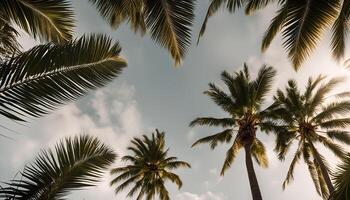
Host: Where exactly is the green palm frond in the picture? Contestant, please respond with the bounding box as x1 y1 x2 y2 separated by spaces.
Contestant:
331 0 350 60
89 0 195 66
0 134 116 200
192 129 233 149
252 65 276 105
0 17 21 60
333 154 350 200
282 143 303 189
317 135 346 159
88 0 145 33
0 0 75 43
325 130 350 145
306 77 345 115
312 102 350 123
251 138 269 168
204 82 238 115
281 0 338 69
189 117 235 128
303 144 322 196
315 161 330 199
319 118 350 129
197 0 225 44
144 0 195 65
261 1 289 51
245 0 273 15
110 129 190 200
0 34 126 121
220 137 242 175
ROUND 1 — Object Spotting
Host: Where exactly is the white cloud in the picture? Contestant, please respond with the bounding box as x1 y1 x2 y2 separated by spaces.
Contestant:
176 191 226 200
5 82 144 199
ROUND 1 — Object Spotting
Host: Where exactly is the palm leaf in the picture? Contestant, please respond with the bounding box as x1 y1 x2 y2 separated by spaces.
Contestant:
325 130 350 145
282 141 303 189
252 65 276 105
189 117 235 128
192 129 233 149
0 34 127 121
220 137 242 175
331 0 350 60
0 17 21 60
144 0 195 65
281 0 338 69
197 0 225 44
333 154 350 200
0 0 75 43
0 134 117 199
251 138 269 168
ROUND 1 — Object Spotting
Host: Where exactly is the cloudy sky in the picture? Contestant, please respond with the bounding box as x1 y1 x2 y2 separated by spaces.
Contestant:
1 1 350 200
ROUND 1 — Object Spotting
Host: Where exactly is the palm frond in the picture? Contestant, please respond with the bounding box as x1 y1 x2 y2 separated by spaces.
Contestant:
282 142 302 189
0 17 21 60
0 134 116 199
220 137 242 175
317 135 346 159
325 130 350 145
331 0 350 60
261 2 289 51
312 102 350 123
189 117 235 128
197 0 225 44
0 34 126 121
245 0 273 15
251 138 269 168
320 118 350 129
88 0 145 34
144 0 195 65
204 82 238 115
192 129 233 149
333 154 350 200
0 0 75 43
281 0 338 69
252 65 276 105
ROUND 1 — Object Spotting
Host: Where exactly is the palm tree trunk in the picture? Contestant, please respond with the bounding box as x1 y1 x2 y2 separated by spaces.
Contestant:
313 149 335 196
244 144 263 200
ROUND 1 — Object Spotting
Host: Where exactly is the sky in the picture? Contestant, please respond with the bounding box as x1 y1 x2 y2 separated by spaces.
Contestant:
1 1 350 200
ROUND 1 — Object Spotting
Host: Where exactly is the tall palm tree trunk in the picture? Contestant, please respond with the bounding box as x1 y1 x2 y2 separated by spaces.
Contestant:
244 144 263 200
313 149 335 197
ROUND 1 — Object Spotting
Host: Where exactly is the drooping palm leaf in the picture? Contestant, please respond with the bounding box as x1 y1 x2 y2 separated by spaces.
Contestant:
89 0 195 65
331 0 350 60
0 0 75 43
0 134 117 200
0 34 127 121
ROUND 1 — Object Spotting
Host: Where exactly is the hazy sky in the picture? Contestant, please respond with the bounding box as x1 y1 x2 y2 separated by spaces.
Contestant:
1 1 350 200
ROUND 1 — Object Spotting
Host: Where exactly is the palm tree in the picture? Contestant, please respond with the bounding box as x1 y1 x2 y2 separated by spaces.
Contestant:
263 75 350 199
198 0 350 69
190 64 276 200
332 154 350 200
0 34 126 122
110 129 191 200
88 0 195 65
0 134 117 199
